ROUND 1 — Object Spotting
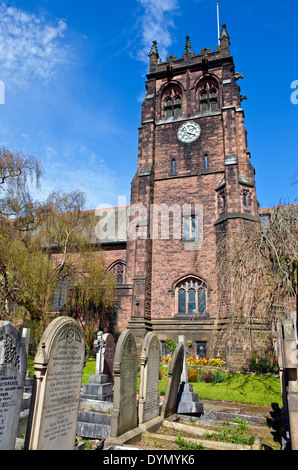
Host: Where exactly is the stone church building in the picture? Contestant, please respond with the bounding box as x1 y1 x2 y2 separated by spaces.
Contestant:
95 25 266 366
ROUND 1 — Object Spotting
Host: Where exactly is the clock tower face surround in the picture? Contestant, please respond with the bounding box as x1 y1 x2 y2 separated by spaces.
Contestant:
177 121 201 144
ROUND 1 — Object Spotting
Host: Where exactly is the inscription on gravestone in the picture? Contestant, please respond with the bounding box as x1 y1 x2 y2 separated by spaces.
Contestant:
25 317 85 450
0 321 27 450
139 332 160 424
110 330 138 438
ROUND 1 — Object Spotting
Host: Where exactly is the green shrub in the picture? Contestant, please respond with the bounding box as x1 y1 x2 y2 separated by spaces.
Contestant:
250 351 279 374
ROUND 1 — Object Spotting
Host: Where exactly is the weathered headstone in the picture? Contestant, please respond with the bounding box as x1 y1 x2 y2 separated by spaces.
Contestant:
0 321 27 450
160 342 184 419
138 332 161 428
25 317 85 450
102 333 115 384
105 329 140 447
176 335 204 416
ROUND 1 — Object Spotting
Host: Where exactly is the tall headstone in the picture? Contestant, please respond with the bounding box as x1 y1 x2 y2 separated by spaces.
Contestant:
160 342 184 419
25 317 85 450
109 329 138 438
176 335 204 415
102 333 115 384
139 332 160 427
0 322 27 450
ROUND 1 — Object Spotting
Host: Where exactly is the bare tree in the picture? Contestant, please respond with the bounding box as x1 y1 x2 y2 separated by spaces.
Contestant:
202 202 297 363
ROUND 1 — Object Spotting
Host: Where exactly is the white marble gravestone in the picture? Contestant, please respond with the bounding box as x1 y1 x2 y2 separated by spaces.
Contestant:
0 321 27 450
25 317 85 450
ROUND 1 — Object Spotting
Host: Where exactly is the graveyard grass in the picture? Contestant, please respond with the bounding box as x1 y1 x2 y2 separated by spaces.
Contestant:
82 359 282 407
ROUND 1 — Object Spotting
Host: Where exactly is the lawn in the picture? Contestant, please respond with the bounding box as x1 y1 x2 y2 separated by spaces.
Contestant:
159 373 282 406
82 359 282 407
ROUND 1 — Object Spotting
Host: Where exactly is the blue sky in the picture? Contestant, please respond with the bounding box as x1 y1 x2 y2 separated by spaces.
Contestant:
0 0 297 210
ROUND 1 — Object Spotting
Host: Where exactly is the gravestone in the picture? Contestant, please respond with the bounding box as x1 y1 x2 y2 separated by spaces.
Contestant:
160 342 184 419
105 329 140 447
176 335 204 416
102 333 115 384
76 410 111 440
276 312 298 450
77 332 114 440
22 328 34 393
138 332 162 430
25 317 85 450
80 331 113 402
0 321 27 450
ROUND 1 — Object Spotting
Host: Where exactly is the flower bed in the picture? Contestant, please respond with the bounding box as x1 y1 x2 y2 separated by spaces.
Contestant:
160 356 226 368
187 357 226 368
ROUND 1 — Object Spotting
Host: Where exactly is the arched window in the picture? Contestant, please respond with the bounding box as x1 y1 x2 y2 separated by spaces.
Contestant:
176 277 207 316
52 277 68 311
162 84 182 119
108 261 126 285
197 77 219 113
52 276 75 312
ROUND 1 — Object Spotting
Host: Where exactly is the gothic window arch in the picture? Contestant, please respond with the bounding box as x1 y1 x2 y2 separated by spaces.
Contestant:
197 77 219 113
161 83 183 119
175 276 207 316
108 260 126 285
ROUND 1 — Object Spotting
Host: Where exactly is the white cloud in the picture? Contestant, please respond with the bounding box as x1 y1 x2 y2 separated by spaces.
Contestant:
0 3 69 86
31 143 129 210
137 0 180 62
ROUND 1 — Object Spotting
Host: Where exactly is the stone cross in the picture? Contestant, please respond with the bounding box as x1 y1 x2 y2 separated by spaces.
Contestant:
94 331 106 375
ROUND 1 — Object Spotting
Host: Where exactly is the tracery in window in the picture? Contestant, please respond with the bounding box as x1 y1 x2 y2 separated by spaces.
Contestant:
197 77 219 113
176 277 207 316
52 276 76 312
162 83 183 119
108 261 126 285
52 277 69 311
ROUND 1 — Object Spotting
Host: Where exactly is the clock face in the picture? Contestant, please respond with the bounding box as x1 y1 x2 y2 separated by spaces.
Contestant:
177 122 201 143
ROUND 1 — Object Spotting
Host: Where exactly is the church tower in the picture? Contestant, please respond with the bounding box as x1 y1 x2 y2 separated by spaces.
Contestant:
124 26 260 358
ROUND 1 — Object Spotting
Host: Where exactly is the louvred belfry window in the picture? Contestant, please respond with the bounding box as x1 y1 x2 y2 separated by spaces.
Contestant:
197 77 219 113
162 84 183 118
